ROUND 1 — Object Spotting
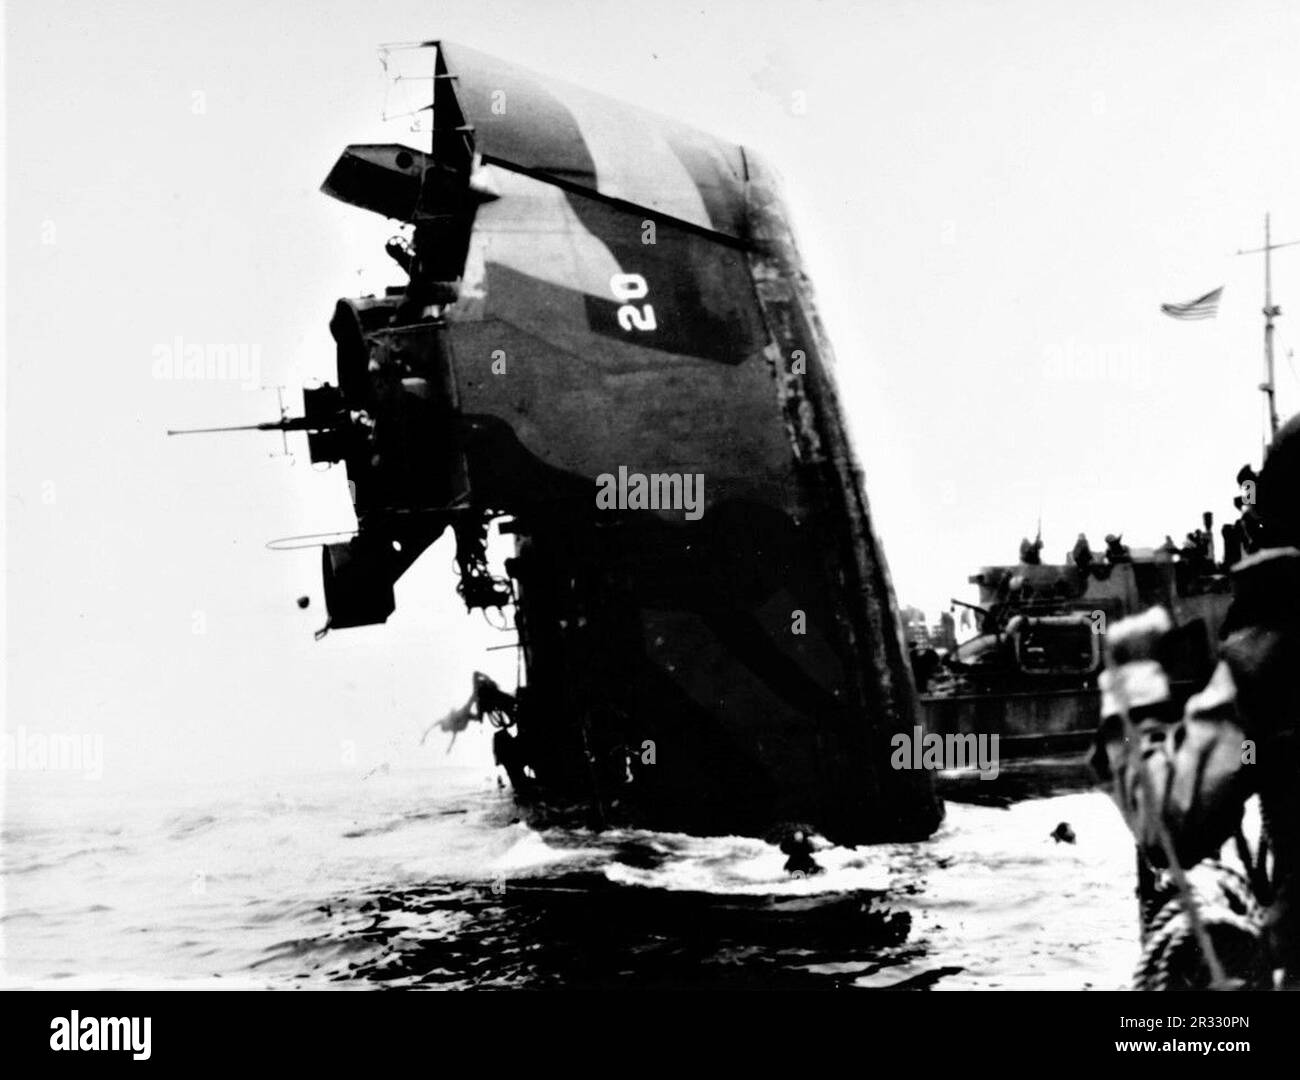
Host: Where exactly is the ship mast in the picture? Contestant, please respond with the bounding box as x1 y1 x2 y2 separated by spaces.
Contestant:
1263 213 1280 443
1237 213 1300 449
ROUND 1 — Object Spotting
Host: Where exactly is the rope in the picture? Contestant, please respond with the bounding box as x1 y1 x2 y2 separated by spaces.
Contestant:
1135 859 1269 990
1105 649 1232 986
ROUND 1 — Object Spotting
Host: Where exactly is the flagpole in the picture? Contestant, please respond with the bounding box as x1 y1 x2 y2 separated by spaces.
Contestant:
1264 213 1280 444
1236 214 1300 449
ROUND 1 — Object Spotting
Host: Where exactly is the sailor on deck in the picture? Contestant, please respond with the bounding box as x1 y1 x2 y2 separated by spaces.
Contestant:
1071 532 1094 573
1019 535 1043 565
1093 412 1300 987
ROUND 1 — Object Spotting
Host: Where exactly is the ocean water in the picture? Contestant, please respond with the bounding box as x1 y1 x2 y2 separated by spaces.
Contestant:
0 765 1141 990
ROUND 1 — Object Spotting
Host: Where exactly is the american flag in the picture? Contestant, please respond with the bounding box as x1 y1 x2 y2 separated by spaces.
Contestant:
1161 286 1223 320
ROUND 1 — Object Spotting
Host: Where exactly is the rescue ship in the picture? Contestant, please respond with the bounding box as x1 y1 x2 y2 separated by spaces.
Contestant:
914 533 1234 795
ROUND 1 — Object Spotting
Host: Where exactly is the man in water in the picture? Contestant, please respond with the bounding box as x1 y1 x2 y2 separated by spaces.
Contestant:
1093 413 1300 986
779 827 823 877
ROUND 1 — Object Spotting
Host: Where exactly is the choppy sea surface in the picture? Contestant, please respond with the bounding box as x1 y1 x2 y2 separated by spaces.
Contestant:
1 766 1140 989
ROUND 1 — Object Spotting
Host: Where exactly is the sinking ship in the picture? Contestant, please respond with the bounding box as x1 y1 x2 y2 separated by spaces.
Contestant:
172 42 943 844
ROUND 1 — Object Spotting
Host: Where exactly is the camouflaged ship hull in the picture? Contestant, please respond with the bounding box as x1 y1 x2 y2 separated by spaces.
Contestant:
304 43 943 844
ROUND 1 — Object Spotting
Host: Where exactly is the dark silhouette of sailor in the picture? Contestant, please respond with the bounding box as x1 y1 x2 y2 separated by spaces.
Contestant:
779 827 823 877
1070 533 1093 572
1095 413 1300 986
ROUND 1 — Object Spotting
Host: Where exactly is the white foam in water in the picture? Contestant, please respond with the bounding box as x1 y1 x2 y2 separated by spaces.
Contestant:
1 767 1167 989
601 831 896 895
486 822 600 874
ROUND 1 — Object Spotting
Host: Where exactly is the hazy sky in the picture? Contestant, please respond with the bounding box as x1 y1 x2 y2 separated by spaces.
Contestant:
5 0 1300 785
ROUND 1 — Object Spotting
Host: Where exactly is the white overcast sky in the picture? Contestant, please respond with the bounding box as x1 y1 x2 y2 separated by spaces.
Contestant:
5 0 1300 783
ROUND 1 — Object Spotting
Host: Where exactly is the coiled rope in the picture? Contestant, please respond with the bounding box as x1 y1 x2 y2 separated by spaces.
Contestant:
1135 858 1270 990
